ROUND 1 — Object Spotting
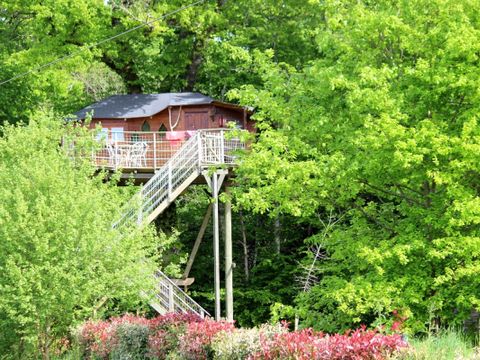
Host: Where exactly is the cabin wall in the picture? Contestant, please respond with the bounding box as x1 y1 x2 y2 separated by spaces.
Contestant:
88 104 253 132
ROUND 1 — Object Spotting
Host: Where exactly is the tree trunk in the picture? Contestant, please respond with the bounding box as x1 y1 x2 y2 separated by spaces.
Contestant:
38 322 51 360
274 215 281 254
253 217 261 267
239 210 249 282
185 39 204 91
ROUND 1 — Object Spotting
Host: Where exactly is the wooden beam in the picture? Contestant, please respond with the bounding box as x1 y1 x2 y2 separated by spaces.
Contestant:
217 171 227 191
202 170 212 190
172 278 195 287
182 203 213 280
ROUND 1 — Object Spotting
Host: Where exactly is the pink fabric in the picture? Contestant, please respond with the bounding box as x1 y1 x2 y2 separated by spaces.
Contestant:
166 131 186 140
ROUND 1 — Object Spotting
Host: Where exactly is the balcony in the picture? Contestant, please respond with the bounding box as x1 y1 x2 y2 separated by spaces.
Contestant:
79 129 244 175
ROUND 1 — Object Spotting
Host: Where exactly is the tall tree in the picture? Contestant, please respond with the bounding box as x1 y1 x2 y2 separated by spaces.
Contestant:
231 0 480 333
0 113 159 358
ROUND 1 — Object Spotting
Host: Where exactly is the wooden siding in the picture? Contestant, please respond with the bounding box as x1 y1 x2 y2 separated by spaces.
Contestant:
88 104 252 132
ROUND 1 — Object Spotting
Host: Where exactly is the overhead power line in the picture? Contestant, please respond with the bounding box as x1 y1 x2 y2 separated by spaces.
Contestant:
0 0 206 87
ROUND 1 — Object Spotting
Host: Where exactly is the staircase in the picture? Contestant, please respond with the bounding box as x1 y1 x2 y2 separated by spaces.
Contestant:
113 129 243 318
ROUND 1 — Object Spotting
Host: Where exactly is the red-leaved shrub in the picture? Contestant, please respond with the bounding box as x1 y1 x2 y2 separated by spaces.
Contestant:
149 312 203 331
252 325 407 360
179 318 235 359
147 313 204 359
78 314 408 360
78 314 150 358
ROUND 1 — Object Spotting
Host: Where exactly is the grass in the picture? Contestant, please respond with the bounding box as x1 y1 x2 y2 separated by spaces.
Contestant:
395 329 479 360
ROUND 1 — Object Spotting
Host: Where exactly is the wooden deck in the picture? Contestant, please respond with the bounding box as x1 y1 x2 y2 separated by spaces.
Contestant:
114 169 209 185
92 129 243 185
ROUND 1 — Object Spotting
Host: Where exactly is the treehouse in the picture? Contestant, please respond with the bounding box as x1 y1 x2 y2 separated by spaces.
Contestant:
74 92 253 181
73 93 254 322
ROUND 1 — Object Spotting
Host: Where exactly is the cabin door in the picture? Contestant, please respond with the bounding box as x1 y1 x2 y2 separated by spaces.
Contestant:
184 111 209 130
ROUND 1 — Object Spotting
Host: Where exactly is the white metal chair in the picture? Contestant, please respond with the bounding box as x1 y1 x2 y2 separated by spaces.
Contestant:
129 142 148 168
106 142 122 168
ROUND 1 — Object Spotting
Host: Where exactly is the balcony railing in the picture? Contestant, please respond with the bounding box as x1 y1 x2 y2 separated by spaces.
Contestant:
78 129 244 171
91 130 195 170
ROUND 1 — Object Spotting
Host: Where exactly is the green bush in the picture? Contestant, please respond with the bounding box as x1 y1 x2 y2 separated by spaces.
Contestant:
211 323 287 360
111 323 150 360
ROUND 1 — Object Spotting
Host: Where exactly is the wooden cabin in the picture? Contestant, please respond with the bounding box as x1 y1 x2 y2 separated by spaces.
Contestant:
75 92 253 133
74 92 253 178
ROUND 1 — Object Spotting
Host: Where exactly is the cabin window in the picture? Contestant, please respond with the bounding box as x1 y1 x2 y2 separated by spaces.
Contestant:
131 132 140 142
111 127 124 142
96 128 109 142
142 121 151 132
158 123 167 138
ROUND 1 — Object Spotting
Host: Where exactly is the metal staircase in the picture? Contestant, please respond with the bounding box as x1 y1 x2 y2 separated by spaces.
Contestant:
113 129 243 318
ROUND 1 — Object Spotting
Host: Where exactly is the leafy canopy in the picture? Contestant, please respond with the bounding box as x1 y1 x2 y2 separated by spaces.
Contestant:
0 113 158 357
231 0 480 333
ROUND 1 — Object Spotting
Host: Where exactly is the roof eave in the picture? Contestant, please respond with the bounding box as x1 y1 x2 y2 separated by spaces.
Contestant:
212 101 253 114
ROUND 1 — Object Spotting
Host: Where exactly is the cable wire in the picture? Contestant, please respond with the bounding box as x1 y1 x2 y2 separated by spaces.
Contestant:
0 0 206 86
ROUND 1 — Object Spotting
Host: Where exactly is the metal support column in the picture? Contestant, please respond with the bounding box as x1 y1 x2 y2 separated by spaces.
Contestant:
212 172 221 320
224 188 233 322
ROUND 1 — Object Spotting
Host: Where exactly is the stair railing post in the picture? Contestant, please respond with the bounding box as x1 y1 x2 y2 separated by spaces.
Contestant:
220 129 225 164
168 283 175 313
197 132 203 168
168 162 172 201
153 132 157 169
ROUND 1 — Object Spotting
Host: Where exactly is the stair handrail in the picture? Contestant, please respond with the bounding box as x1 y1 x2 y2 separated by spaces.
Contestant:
111 129 244 317
113 131 201 229
154 270 208 318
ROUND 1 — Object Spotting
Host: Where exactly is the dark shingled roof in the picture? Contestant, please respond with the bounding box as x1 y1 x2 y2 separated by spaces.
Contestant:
74 92 216 120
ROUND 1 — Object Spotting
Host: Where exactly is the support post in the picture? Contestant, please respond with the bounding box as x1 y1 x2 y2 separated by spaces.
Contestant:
224 188 233 322
212 172 221 320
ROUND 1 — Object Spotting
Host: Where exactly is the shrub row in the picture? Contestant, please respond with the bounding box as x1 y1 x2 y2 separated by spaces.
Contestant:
77 314 408 359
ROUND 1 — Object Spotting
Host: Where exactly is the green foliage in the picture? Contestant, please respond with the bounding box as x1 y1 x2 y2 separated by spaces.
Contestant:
0 0 323 123
3 0 480 340
112 323 150 360
231 0 480 333
211 323 286 360
0 0 119 124
0 112 159 357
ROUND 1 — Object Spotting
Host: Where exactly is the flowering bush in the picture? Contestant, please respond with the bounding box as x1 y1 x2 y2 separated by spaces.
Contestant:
253 325 408 360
